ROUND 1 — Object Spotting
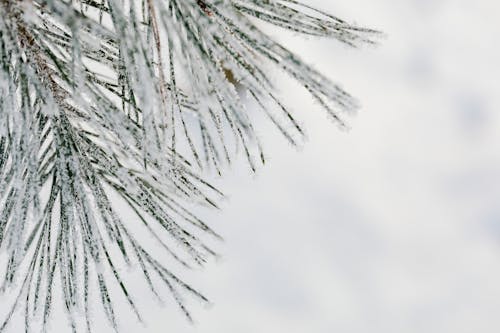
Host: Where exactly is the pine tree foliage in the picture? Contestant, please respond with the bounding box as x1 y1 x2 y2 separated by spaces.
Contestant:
0 0 379 331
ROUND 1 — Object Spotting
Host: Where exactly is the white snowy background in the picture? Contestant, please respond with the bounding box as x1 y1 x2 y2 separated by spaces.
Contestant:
5 0 500 332
136 1 500 332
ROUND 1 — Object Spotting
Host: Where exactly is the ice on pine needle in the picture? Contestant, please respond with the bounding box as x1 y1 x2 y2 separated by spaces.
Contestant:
0 0 379 331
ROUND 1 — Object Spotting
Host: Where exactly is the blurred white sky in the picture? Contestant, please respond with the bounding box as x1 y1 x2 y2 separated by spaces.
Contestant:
126 1 500 332
123 1 500 332
7 1 500 332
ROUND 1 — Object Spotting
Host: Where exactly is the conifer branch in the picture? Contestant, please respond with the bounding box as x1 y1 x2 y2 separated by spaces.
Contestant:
0 0 380 331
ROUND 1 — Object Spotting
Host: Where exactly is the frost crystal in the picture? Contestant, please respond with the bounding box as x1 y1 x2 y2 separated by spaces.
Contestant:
0 0 379 331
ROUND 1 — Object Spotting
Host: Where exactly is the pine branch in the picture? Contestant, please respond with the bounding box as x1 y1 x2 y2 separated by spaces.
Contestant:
0 0 380 331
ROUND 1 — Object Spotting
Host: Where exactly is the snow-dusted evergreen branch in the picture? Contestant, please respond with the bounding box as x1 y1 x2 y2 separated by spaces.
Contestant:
0 0 379 331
